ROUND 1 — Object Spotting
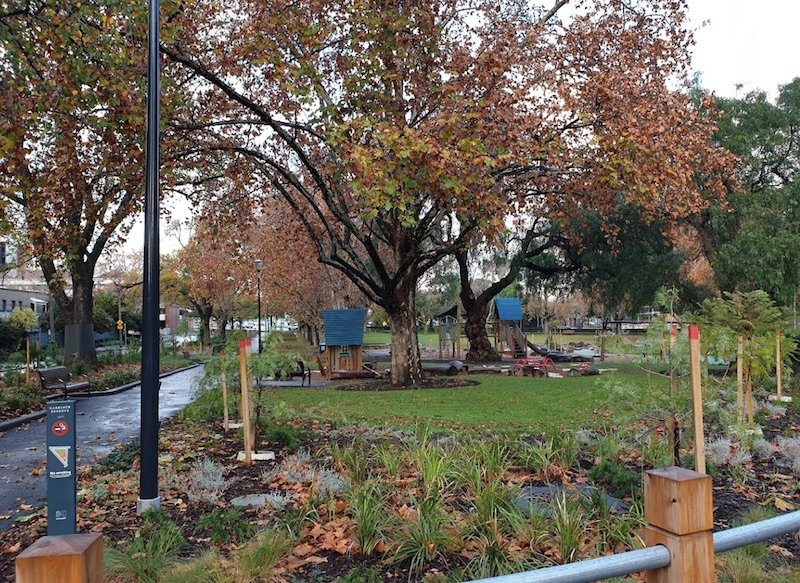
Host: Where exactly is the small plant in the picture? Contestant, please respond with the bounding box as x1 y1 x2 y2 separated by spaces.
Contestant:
263 492 291 512
338 567 382 583
470 437 511 481
162 550 232 583
275 499 319 538
374 443 402 478
236 529 291 583
337 443 371 486
183 457 228 503
197 507 255 544
519 439 558 481
105 511 186 583
95 440 140 474
262 424 304 452
588 460 640 498
391 495 451 574
415 444 452 496
706 437 733 466
348 480 387 555
551 493 585 564
69 360 91 376
749 438 773 459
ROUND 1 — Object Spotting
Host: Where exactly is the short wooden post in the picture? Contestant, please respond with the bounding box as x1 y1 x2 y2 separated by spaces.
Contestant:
644 467 715 583
776 330 783 399
16 534 103 583
736 336 744 423
688 325 705 474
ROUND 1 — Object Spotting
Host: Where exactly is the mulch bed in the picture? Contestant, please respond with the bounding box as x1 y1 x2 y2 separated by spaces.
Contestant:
2 406 800 581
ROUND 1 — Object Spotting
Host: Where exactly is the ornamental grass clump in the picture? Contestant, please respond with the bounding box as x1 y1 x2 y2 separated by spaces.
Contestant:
235 529 292 583
348 480 388 555
105 510 186 583
391 494 452 576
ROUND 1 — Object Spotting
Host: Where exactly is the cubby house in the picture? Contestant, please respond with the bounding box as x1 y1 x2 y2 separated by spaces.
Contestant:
320 308 367 378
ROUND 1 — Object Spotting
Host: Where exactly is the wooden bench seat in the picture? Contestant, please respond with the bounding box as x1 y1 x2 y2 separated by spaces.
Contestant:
275 361 312 385
37 366 91 398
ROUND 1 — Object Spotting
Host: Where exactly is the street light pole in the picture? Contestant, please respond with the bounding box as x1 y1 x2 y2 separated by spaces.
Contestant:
138 0 161 515
254 259 263 353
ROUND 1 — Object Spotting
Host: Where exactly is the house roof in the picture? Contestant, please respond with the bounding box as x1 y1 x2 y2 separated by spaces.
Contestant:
322 308 367 346
494 298 523 322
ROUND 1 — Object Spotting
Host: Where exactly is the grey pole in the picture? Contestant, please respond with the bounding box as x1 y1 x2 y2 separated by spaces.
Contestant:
138 0 161 514
254 259 263 353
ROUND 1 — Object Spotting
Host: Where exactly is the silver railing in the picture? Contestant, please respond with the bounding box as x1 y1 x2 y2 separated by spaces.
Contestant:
465 510 800 583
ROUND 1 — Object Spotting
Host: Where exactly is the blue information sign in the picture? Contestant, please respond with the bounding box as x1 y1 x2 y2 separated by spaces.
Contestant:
46 400 77 535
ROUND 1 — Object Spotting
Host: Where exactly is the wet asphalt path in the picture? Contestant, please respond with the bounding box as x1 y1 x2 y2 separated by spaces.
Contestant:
0 366 204 532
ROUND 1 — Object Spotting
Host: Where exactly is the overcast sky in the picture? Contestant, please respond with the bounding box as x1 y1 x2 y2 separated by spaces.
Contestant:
689 0 799 98
124 1 800 256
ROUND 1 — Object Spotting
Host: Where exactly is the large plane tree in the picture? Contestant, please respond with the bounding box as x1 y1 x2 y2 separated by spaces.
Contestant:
162 0 733 384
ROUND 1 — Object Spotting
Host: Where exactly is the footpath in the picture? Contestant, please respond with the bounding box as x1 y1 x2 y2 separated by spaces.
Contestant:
0 365 204 532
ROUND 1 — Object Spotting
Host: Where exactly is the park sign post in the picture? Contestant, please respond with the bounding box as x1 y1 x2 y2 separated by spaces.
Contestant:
46 400 77 535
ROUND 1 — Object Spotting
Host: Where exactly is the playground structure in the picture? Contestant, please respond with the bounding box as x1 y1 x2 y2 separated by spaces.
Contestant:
320 308 367 379
434 304 464 359
492 297 528 359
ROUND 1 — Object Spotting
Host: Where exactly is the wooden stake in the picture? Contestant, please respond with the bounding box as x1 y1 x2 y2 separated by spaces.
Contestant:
245 339 256 450
736 336 744 424
239 339 252 466
776 329 783 399
746 369 754 426
668 324 679 466
220 350 229 431
25 336 30 385
688 325 705 474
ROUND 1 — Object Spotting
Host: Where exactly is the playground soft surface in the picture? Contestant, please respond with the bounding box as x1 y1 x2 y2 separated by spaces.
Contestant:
264 363 665 430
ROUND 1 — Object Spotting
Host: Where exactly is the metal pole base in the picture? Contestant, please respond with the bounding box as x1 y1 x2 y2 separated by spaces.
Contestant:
136 496 161 515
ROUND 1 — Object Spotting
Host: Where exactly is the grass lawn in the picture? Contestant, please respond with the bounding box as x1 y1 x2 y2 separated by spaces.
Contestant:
265 364 665 430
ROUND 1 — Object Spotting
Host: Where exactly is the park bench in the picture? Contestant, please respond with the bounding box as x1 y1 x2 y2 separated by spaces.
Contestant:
37 366 91 398
276 361 312 385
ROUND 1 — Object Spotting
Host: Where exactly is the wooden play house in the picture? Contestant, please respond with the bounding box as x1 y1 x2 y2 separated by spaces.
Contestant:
434 304 463 359
320 308 367 378
492 298 527 359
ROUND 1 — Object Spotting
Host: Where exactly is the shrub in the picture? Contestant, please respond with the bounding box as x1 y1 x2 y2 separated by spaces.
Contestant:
588 460 640 498
95 440 140 474
184 458 228 503
236 529 291 583
197 508 254 544
69 360 90 376
262 424 303 452
105 511 186 583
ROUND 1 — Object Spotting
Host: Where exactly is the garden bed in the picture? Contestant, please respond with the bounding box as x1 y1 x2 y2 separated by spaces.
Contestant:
2 397 800 582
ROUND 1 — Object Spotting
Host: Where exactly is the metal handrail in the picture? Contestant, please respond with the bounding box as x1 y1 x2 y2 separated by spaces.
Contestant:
466 545 670 583
465 510 800 583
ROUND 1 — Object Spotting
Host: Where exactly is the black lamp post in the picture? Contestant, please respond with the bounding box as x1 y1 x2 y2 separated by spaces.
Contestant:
138 0 161 514
254 259 263 353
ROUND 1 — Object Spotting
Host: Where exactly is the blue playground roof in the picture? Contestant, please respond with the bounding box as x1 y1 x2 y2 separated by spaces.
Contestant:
494 298 523 322
321 308 367 346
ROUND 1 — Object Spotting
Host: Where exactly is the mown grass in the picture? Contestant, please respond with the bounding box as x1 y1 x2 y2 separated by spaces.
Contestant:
264 365 665 430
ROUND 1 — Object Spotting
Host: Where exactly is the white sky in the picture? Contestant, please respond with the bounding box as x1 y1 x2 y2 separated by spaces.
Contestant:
689 0 800 98
122 0 800 256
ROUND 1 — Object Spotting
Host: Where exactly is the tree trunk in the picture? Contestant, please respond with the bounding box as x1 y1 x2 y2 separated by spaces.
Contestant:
385 277 422 387
63 272 96 364
463 299 498 362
